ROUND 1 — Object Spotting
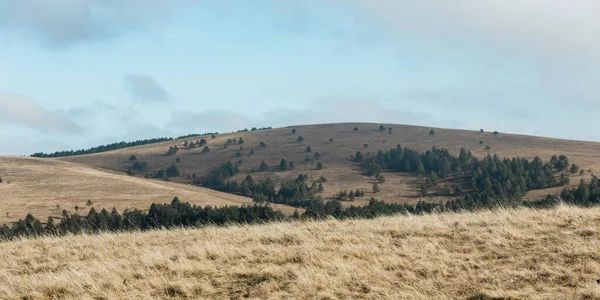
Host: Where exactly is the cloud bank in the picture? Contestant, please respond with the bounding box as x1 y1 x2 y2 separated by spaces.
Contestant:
0 91 81 134
0 0 174 47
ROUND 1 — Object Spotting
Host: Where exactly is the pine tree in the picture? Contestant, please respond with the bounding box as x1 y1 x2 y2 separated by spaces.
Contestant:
372 183 380 193
259 161 269 172
292 128 297 135
129 155 138 161
279 158 288 170
306 145 312 152
316 161 323 170
202 146 210 153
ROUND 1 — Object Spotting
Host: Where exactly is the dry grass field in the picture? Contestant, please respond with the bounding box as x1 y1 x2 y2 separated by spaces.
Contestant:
0 205 599 299
0 157 288 225
59 123 600 205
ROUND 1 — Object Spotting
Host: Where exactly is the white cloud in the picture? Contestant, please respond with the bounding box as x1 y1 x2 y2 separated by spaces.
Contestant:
0 91 81 134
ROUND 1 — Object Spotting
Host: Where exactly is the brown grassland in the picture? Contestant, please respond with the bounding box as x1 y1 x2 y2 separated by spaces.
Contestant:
0 157 265 225
2 122 600 224
0 205 599 299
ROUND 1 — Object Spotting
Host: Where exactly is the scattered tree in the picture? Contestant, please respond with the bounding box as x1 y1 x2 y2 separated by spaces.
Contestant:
429 129 436 136
238 138 244 144
166 164 180 177
202 146 210 154
129 155 138 161
175 157 181 163
372 183 380 193
318 175 327 182
297 136 304 142
292 128 297 135
493 131 499 135
379 124 386 132
313 152 321 160
353 127 359 132
288 161 295 170
484 145 492 151
377 174 385 183
86 200 93 206
306 145 312 152
570 163 580 174
480 129 484 133
279 158 288 170
259 141 267 148
259 161 269 172
329 138 334 143
316 161 323 170
363 143 368 149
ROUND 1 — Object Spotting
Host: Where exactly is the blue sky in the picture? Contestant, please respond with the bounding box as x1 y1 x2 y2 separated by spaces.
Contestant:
1 0 600 155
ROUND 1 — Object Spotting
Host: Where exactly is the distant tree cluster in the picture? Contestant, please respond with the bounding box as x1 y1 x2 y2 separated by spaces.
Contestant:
335 189 365 201
31 138 173 158
238 127 272 132
166 146 179 156
357 144 577 206
176 132 218 140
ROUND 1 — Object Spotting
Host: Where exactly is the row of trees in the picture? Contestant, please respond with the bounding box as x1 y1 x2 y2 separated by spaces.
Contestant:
31 138 173 158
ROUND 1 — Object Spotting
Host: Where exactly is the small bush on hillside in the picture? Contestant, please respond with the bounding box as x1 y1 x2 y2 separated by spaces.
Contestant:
429 129 436 136
129 155 137 161
297 136 304 142
316 161 323 170
259 141 267 148
306 145 312 152
292 128 297 135
379 125 386 132
353 127 359 132
202 146 210 154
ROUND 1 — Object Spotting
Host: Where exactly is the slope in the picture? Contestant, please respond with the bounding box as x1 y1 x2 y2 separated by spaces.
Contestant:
0 157 270 225
1 205 598 299
58 123 600 205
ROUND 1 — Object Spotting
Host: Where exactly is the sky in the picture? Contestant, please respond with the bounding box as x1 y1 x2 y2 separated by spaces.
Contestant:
1 0 599 155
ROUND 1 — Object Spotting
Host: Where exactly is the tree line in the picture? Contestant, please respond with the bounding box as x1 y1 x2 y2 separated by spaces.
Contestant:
31 138 173 158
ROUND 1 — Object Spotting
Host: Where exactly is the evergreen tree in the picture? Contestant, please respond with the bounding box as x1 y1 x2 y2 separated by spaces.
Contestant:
292 128 297 135
429 129 436 136
329 138 334 142
259 161 269 172
379 124 386 132
279 158 288 170
297 136 304 142
166 164 180 177
129 155 138 161
306 145 312 152
372 182 380 193
288 161 295 170
313 152 321 159
202 146 210 154
353 127 359 132
316 161 323 170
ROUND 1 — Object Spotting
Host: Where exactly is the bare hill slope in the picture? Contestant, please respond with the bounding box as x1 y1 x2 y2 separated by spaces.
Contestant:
1 205 598 299
0 157 262 224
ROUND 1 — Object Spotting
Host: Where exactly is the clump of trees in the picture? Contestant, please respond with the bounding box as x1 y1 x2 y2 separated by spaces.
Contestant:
166 146 179 156
357 144 578 205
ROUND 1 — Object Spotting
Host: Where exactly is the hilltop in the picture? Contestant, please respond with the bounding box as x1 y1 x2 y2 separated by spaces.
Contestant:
1 205 598 299
58 123 600 205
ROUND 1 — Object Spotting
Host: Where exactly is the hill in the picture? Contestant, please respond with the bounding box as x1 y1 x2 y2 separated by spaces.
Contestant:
0 157 279 225
1 205 598 299
58 123 600 205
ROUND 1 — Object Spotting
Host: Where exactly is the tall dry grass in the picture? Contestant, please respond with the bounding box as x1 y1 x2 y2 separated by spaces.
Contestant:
0 205 599 299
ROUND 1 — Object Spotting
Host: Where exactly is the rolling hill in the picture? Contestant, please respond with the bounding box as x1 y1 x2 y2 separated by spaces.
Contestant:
1 205 598 299
0 157 272 225
58 123 600 205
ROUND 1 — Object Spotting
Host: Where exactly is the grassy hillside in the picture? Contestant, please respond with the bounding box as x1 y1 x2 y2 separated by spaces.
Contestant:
0 157 281 225
1 205 598 299
59 123 600 205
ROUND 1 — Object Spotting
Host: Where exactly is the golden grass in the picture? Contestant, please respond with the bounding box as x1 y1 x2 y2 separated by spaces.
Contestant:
1 205 599 299
58 123 600 205
0 157 275 225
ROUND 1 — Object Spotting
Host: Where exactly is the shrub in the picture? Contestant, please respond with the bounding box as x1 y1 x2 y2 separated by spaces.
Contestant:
129 155 137 161
316 161 323 170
